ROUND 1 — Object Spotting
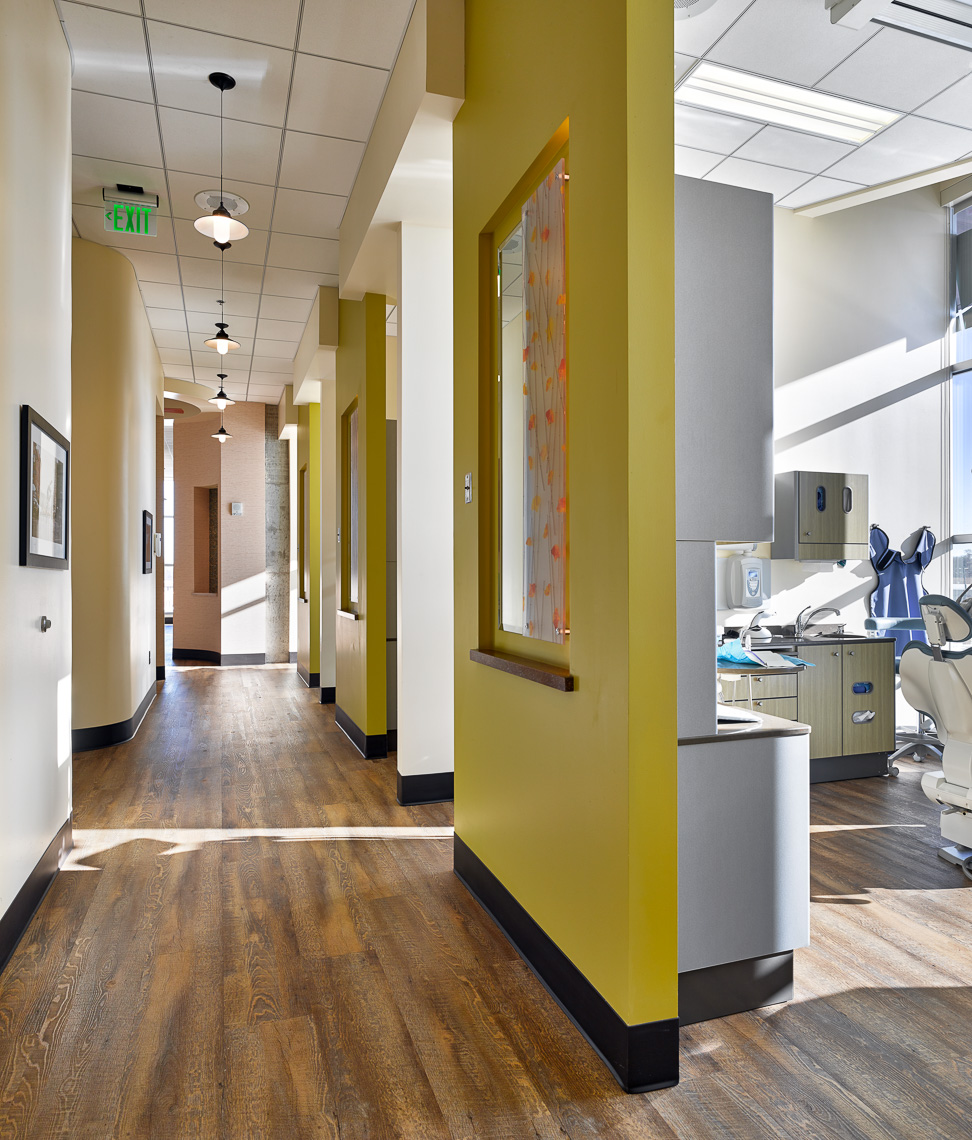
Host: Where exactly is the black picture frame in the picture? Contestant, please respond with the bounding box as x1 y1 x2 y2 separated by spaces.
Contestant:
143 510 153 574
20 406 70 570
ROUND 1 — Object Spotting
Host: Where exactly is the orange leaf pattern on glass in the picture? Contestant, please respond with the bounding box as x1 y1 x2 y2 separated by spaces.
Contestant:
528 583 537 598
520 159 568 643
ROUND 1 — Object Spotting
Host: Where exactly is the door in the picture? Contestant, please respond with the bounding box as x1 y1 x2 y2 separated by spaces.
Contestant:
797 644 843 760
798 472 868 547
842 641 894 756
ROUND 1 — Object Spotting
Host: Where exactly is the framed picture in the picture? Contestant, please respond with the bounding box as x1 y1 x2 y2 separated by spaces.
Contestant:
20 406 69 570
143 510 153 574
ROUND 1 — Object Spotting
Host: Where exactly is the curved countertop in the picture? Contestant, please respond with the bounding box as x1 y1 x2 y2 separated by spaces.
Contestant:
678 706 811 748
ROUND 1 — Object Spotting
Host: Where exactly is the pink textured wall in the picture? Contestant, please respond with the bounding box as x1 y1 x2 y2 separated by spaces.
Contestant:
172 413 220 655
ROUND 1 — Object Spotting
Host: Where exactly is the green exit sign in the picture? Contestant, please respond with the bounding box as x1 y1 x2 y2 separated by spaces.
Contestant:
103 202 157 237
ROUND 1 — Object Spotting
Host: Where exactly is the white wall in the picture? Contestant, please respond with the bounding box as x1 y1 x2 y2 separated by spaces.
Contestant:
397 223 455 777
718 188 948 634
0 0 73 906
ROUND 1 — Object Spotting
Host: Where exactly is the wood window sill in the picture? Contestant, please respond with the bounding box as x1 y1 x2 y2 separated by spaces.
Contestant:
470 648 574 691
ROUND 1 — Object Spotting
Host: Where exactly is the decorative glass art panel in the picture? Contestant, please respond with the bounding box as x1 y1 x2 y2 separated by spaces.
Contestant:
499 159 567 643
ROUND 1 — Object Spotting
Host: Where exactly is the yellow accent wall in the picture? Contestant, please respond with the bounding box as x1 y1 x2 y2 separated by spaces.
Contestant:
335 294 387 736
296 402 321 680
453 1 676 1025
72 239 162 731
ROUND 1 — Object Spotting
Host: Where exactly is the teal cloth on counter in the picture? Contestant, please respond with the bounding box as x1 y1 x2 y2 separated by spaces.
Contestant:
716 640 812 669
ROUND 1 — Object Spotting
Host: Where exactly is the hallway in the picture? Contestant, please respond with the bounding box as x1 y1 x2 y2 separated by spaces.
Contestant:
2 663 972 1137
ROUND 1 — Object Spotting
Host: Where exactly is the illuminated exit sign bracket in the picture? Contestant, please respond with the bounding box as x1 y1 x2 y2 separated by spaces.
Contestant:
104 202 157 237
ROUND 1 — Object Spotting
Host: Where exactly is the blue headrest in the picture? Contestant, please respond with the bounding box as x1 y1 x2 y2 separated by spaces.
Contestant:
919 594 972 646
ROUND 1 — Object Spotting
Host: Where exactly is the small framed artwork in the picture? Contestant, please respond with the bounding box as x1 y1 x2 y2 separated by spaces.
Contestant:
142 510 154 574
20 406 69 570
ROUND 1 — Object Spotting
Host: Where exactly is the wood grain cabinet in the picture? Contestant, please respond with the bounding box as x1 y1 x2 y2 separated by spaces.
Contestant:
795 640 895 782
773 471 869 561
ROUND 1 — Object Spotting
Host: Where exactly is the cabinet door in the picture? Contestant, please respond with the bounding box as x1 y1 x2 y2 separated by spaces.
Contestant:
798 472 868 547
797 644 843 760
842 642 894 756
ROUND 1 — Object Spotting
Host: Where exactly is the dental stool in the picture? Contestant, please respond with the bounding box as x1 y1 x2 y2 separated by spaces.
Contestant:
900 595 972 878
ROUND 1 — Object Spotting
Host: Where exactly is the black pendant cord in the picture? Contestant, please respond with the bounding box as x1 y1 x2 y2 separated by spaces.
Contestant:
219 83 224 210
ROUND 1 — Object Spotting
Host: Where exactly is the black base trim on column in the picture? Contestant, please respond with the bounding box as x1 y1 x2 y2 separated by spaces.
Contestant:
387 729 398 752
810 752 890 783
289 650 297 663
296 663 320 688
453 835 679 1093
398 769 454 805
72 682 157 753
156 665 166 681
172 648 221 664
0 816 72 976
335 705 387 759
678 952 793 1026
221 652 267 666
320 686 336 705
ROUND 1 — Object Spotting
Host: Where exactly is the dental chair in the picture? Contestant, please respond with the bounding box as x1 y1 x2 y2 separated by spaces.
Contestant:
900 595 972 878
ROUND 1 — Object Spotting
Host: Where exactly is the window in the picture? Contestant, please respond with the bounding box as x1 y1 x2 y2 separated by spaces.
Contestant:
951 199 972 373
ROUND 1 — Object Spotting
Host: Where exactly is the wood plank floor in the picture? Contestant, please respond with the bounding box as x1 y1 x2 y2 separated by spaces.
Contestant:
0 662 970 1138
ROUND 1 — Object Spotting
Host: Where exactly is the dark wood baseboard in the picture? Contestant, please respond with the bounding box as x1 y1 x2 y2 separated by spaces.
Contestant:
811 752 890 783
296 663 320 689
387 728 397 752
335 705 387 759
453 835 679 1093
398 769 454 805
679 952 793 1026
221 652 266 666
156 665 166 681
172 647 220 664
0 816 72 976
320 686 336 705
72 682 157 753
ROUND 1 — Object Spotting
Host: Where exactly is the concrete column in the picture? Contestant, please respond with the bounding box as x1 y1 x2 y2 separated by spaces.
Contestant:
396 223 455 795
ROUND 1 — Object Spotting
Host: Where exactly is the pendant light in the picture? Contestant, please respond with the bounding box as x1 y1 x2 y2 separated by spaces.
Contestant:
212 415 232 443
204 249 240 354
194 73 249 247
208 373 235 411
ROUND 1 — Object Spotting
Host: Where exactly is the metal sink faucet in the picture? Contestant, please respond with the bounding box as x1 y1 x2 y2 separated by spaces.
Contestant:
795 605 841 638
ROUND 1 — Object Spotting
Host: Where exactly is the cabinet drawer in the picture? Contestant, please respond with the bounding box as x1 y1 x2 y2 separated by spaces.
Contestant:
719 672 797 702
751 697 798 721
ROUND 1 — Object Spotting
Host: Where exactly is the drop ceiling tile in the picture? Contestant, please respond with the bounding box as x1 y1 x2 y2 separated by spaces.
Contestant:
826 115 972 184
158 348 192 366
151 328 191 349
704 157 809 201
675 104 762 154
116 248 182 283
73 203 177 254
732 126 855 174
139 282 185 309
171 218 268 266
192 348 253 369
707 0 879 86
248 371 294 385
147 306 192 331
288 54 387 142
181 286 260 317
186 310 257 338
160 364 196 380
675 53 697 85
278 131 364 196
160 107 281 185
61 3 153 102
256 317 306 341
298 0 413 68
777 175 866 209
674 145 724 179
267 232 339 274
916 72 972 130
261 266 338 299
73 91 163 167
73 156 167 215
96 0 142 12
247 382 285 396
254 340 298 359
177 255 265 293
189 365 225 382
166 173 273 237
675 0 755 58
252 353 297 371
271 187 345 239
817 27 972 112
243 392 282 404
143 0 302 49
258 294 314 323
147 22 293 128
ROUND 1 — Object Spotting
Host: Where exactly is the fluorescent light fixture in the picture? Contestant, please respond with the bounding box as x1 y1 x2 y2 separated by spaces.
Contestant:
676 62 900 144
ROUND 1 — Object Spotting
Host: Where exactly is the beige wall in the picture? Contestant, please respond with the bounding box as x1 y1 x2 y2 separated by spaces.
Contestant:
72 239 161 732
173 413 221 656
0 0 73 905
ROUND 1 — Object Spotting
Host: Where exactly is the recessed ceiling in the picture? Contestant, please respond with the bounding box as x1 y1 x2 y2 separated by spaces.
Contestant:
62 0 416 404
675 0 972 209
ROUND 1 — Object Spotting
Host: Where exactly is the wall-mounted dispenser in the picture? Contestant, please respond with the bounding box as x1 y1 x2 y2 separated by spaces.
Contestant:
727 553 768 609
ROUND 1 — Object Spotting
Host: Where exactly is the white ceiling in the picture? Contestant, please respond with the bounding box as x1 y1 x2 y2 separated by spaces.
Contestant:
675 0 972 209
62 0 415 404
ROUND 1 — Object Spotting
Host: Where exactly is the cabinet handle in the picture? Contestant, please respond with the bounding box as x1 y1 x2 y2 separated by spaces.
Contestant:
756 700 763 707
849 650 855 656
753 676 762 683
833 650 840 657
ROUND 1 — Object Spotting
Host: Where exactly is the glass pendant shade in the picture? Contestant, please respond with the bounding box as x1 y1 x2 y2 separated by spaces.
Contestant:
194 203 248 244
204 324 240 354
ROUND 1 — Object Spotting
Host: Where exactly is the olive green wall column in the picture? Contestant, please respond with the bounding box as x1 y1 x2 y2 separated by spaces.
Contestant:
296 403 321 687
452 0 677 1092
335 294 387 756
